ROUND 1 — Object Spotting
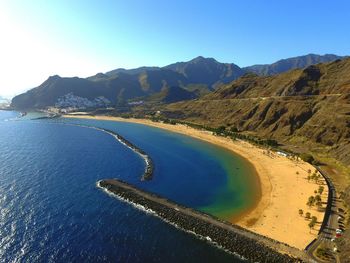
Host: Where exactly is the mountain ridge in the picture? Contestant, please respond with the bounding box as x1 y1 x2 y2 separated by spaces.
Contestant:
11 53 346 109
158 58 350 166
243 53 345 76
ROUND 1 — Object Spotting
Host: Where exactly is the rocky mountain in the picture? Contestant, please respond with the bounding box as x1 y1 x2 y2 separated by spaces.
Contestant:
11 57 243 109
160 58 350 165
105 66 161 76
243 54 344 76
164 56 245 89
11 69 188 109
142 86 198 104
11 54 346 110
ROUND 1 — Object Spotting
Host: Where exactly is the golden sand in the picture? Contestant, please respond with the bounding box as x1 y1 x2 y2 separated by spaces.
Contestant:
64 115 328 250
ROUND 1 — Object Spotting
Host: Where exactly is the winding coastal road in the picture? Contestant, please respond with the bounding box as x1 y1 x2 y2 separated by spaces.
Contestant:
305 167 340 262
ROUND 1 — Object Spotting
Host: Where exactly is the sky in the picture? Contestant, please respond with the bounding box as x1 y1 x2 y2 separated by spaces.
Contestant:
0 0 349 98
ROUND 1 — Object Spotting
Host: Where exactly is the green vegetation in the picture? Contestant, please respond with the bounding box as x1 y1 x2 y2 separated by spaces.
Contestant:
214 125 227 135
307 196 315 207
316 246 328 258
152 118 282 149
315 195 321 202
305 212 311 220
318 186 324 195
300 153 315 164
308 221 315 232
298 209 303 217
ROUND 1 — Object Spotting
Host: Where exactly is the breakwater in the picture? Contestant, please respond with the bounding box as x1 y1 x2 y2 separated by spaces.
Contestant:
57 122 154 181
98 179 308 262
95 127 154 181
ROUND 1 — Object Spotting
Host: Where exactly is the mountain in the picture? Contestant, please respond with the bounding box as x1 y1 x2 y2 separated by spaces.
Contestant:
142 86 198 104
11 68 189 109
11 56 243 109
106 66 161 77
11 54 347 110
243 54 344 76
165 56 245 89
160 58 350 166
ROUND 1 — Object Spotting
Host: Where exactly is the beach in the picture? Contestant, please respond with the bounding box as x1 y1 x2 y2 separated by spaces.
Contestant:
64 115 328 250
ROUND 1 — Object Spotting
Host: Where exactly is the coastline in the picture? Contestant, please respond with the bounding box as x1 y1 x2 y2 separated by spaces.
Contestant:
96 179 305 262
64 114 328 250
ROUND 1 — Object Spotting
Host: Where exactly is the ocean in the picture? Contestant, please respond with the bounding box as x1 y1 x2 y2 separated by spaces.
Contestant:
0 110 258 262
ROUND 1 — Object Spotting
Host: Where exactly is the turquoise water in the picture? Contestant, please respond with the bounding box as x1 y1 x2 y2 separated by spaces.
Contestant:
0 110 257 262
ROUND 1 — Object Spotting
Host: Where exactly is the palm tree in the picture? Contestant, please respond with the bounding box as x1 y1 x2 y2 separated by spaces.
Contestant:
305 212 311 220
307 200 312 207
311 173 316 182
299 209 303 217
315 194 321 202
318 186 324 195
307 196 315 207
308 221 315 233
315 174 321 184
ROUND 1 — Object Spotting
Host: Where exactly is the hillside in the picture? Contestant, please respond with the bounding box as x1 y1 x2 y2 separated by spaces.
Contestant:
142 86 198 104
160 58 350 167
11 69 188 109
243 54 344 76
11 54 345 110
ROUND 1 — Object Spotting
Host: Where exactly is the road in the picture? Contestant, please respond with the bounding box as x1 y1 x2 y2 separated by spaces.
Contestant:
305 166 340 262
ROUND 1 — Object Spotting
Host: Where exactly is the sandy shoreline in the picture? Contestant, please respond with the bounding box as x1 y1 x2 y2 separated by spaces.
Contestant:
64 114 328 250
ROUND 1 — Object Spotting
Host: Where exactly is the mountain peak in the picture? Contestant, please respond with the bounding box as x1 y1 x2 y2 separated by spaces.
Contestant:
190 56 217 64
48 75 62 80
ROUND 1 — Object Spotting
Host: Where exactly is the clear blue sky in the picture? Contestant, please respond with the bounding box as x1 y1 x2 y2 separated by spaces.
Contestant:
0 0 349 97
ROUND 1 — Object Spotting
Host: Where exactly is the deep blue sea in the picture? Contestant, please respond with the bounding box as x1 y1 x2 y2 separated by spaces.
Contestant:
0 111 251 262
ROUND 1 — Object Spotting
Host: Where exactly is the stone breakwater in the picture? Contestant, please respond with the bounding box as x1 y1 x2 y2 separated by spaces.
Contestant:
58 122 154 181
96 127 153 181
98 179 308 263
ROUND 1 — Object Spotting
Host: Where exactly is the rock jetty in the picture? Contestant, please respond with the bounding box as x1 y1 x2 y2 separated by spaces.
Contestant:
98 128 154 181
98 179 308 262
